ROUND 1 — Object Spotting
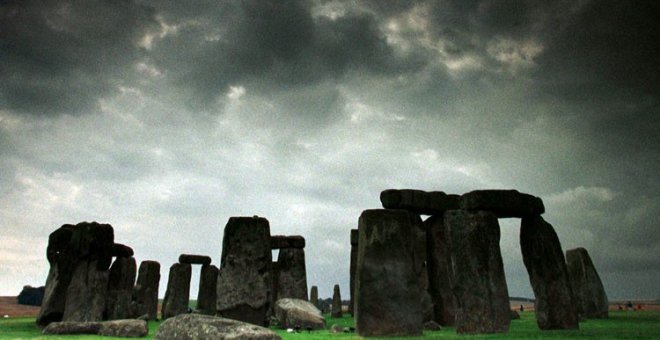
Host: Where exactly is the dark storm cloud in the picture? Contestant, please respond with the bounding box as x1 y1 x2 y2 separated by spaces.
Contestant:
0 0 158 116
147 0 421 111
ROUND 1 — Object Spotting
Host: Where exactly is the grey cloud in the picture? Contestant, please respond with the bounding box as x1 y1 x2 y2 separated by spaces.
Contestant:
0 0 158 116
147 0 419 111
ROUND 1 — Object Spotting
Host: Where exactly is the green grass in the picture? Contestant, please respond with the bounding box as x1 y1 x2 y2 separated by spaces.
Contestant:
1 311 658 339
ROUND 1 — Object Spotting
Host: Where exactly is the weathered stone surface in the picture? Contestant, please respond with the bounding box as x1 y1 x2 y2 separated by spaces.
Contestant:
349 229 358 316
445 210 510 334
130 260 160 320
98 319 148 337
355 209 423 337
273 298 325 330
350 228 359 246
196 265 218 315
566 247 609 319
412 217 434 323
425 214 457 326
37 263 72 325
62 260 110 322
112 244 134 258
106 257 137 320
309 286 318 308
67 222 115 270
155 314 281 340
460 189 545 218
162 263 192 319
216 216 273 327
42 321 102 335
276 248 308 301
17 285 44 306
270 235 305 249
178 254 212 266
380 189 460 215
46 224 76 264
271 261 280 312
331 284 342 318
43 319 148 337
38 222 113 326
521 215 579 330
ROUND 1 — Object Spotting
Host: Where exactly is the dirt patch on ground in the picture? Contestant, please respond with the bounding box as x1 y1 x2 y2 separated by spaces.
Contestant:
0 296 40 318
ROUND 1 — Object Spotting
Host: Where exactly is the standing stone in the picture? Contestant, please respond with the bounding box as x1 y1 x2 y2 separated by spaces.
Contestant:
196 265 218 315
161 263 192 319
271 261 280 311
130 260 160 320
216 216 272 327
413 217 434 323
355 209 423 337
331 284 342 318
349 229 358 316
105 257 137 320
566 247 609 319
460 190 545 218
62 260 110 322
520 215 579 330
425 214 457 326
445 210 510 334
380 189 460 215
37 224 88 325
62 222 115 323
276 248 308 300
310 286 318 308
37 225 77 325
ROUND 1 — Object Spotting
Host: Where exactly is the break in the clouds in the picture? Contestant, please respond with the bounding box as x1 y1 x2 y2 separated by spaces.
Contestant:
1 0 658 300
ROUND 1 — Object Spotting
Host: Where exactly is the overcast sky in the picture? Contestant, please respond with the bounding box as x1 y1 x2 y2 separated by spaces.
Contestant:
1 0 658 301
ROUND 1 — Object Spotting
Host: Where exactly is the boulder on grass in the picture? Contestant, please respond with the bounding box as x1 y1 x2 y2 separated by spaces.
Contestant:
42 321 102 335
273 298 325 330
154 314 281 340
98 319 148 337
42 319 147 337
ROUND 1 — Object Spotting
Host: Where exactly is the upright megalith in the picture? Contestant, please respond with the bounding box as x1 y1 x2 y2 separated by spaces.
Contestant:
460 190 544 218
355 209 424 337
105 256 137 320
62 222 115 323
331 284 342 318
310 286 318 308
161 263 192 319
566 248 609 319
216 216 273 326
178 254 212 266
196 264 219 315
38 224 76 326
445 210 510 334
425 215 457 326
276 248 308 300
380 189 460 215
349 229 358 316
130 260 160 320
520 216 579 330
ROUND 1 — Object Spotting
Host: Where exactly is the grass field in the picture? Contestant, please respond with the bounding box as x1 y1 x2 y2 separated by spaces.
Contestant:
1 311 658 339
